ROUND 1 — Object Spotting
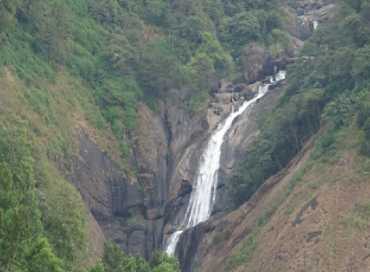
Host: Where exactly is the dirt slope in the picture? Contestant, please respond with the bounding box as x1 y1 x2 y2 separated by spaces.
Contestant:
196 127 370 272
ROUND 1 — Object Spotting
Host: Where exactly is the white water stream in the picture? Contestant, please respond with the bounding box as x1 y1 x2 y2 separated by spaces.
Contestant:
165 71 286 255
313 20 319 30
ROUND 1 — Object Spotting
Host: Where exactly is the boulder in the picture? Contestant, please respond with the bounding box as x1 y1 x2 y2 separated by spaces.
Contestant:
214 93 233 104
217 79 234 93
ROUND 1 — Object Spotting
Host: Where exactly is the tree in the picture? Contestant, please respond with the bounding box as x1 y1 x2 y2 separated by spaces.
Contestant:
143 0 168 25
0 145 40 271
89 263 105 272
102 242 151 272
88 0 122 25
353 45 370 81
0 0 22 31
0 128 64 271
221 12 261 49
26 237 64 272
27 0 71 63
136 38 186 96
151 252 180 272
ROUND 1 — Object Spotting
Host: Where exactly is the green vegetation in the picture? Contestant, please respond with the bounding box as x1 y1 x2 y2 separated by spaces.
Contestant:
0 128 66 272
88 243 180 272
225 230 258 270
342 200 370 231
228 0 370 207
0 0 292 160
229 88 325 205
0 127 177 272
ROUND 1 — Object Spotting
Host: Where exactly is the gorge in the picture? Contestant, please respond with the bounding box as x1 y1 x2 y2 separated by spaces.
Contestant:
2 0 370 271
165 71 287 256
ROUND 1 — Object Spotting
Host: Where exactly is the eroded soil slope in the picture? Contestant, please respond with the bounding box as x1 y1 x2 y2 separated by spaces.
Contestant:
197 126 370 272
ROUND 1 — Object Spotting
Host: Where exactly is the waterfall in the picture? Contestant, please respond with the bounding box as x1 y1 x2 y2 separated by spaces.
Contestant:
165 71 286 256
313 20 319 30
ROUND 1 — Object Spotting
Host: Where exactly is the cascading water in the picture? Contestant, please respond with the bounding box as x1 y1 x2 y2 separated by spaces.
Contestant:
313 20 319 30
165 71 287 256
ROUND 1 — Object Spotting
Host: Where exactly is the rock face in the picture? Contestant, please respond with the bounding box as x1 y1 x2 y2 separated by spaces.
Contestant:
67 89 219 259
68 131 150 256
176 223 209 272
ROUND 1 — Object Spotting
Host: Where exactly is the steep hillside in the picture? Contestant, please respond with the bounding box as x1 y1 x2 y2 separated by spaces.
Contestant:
191 125 370 271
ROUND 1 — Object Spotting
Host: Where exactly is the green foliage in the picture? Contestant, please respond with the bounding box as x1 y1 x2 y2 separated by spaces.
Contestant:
229 0 370 206
40 165 87 270
310 128 340 164
101 243 179 272
89 262 105 272
26 237 65 272
196 32 234 77
353 45 370 80
0 128 65 272
27 0 71 64
151 252 180 272
0 0 22 30
219 7 282 57
136 37 187 96
229 89 325 206
359 109 370 156
342 200 370 231
220 12 261 49
143 0 169 25
225 231 257 270
0 0 290 163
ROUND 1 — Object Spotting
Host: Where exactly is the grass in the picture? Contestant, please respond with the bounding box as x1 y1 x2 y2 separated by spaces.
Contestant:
38 160 88 270
341 201 370 232
225 230 258 271
223 123 364 271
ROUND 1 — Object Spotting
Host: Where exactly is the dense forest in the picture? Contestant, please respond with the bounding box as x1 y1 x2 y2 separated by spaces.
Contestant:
0 0 288 159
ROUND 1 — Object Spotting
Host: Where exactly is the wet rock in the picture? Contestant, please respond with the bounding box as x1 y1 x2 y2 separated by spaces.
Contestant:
127 227 147 256
214 93 233 104
241 85 258 101
217 79 234 93
177 224 207 272
178 179 193 198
